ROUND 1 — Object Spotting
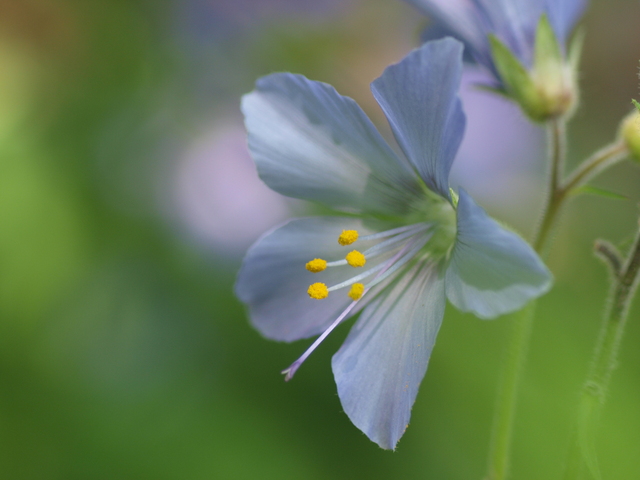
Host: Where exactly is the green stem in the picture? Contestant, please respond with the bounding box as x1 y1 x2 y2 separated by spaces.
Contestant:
562 141 628 197
485 118 565 480
485 303 536 480
485 121 628 480
533 118 567 254
534 138 628 254
564 222 640 479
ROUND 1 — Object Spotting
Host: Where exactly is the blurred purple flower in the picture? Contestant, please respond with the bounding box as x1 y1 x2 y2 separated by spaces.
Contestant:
180 0 353 40
235 39 551 449
173 122 291 255
449 66 544 224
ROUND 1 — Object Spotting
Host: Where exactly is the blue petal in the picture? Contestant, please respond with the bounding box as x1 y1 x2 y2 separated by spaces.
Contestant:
241 73 423 216
404 0 495 69
420 23 477 64
479 0 540 64
405 0 486 50
236 217 379 342
371 38 466 200
445 189 552 319
332 261 445 450
544 0 587 43
405 0 586 74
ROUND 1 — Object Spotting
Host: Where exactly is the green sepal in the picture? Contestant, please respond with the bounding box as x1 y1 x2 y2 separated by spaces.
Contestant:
449 188 459 208
534 14 563 74
489 15 578 121
633 98 640 114
488 34 534 95
568 27 585 72
488 34 542 119
572 185 628 201
531 14 578 120
473 83 509 98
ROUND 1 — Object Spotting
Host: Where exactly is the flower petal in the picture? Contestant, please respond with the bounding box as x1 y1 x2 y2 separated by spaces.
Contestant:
371 38 466 200
332 261 445 450
419 22 477 64
404 0 486 51
236 217 378 342
481 0 539 63
544 0 587 43
445 189 552 319
241 73 423 216
405 0 585 73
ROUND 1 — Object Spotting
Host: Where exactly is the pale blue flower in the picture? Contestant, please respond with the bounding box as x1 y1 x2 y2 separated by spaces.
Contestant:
406 0 586 87
236 38 551 449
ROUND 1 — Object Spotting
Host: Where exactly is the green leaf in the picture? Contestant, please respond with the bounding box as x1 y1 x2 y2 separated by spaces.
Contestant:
617 235 635 252
632 98 640 113
573 184 628 201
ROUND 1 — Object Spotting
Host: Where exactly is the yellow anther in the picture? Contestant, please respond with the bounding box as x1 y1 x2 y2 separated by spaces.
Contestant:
346 250 366 267
307 283 329 299
348 283 365 301
305 258 327 273
338 230 359 246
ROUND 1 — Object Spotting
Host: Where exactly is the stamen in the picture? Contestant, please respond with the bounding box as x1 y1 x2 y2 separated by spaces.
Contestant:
366 235 431 290
348 283 365 300
327 261 387 291
282 297 360 381
283 235 424 381
338 230 358 246
325 258 347 267
325 226 431 292
346 250 366 267
358 223 429 241
307 283 329 299
305 258 327 273
361 224 431 258
321 225 430 269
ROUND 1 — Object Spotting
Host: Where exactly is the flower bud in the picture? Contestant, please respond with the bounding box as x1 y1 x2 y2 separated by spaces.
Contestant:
489 15 580 122
528 60 577 121
619 108 640 161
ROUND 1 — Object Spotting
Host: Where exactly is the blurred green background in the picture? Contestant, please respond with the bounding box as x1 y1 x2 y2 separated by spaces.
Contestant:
0 1 639 479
